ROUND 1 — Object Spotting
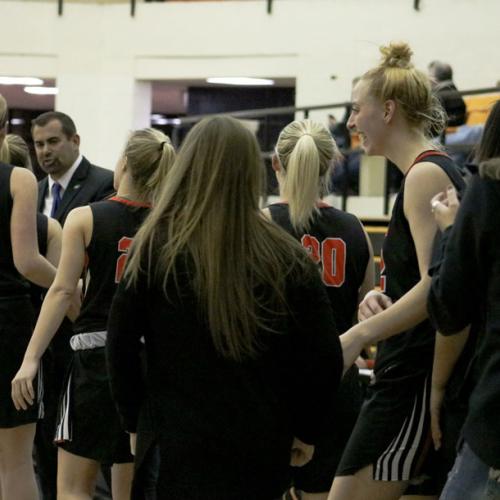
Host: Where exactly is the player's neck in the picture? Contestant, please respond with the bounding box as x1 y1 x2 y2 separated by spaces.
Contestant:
116 175 148 204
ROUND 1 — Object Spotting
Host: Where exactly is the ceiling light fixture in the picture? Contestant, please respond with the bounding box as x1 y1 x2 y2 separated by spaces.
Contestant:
0 76 44 86
206 77 275 86
24 86 59 95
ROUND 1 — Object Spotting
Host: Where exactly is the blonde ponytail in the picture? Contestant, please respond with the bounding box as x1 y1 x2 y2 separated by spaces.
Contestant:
124 128 176 203
276 120 340 231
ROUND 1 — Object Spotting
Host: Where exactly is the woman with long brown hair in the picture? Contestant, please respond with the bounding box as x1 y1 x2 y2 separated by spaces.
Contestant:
106 116 343 500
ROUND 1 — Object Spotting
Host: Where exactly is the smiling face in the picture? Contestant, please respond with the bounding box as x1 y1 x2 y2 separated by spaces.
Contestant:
32 119 80 179
347 80 388 156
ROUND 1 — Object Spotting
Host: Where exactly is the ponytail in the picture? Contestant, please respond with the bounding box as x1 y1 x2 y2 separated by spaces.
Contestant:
276 120 339 231
124 128 176 203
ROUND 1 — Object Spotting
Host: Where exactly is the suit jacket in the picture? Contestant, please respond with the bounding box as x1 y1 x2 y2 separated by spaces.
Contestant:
38 156 115 226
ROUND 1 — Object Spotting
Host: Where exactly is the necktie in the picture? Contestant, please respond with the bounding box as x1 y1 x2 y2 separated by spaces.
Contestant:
51 182 62 218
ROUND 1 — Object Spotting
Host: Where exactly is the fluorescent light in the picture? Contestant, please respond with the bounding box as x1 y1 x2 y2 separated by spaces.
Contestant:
0 76 44 86
10 118 25 126
151 116 182 126
24 86 59 95
206 77 275 86
152 118 168 125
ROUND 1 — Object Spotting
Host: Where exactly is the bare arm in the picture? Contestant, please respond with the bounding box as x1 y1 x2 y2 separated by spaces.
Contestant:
11 207 91 410
10 167 56 287
341 162 453 363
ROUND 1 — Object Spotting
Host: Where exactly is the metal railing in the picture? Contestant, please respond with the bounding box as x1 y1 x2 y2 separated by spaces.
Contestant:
169 86 500 214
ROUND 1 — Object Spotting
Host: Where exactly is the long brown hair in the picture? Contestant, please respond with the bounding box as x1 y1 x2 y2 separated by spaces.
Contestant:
126 116 310 361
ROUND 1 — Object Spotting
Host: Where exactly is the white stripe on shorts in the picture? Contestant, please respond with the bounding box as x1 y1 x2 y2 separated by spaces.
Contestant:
54 373 73 443
374 378 428 482
37 362 44 419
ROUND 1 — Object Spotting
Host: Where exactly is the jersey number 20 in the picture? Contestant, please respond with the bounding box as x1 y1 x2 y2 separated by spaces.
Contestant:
301 235 346 287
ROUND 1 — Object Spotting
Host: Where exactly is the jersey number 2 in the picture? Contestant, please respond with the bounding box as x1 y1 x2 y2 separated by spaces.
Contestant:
301 235 346 287
115 237 133 283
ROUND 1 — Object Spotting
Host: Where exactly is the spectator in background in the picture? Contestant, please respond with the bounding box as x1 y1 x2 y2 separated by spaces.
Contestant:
428 61 467 128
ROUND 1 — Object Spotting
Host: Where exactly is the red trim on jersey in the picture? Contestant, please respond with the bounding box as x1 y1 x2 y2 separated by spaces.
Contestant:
406 150 451 176
110 196 151 208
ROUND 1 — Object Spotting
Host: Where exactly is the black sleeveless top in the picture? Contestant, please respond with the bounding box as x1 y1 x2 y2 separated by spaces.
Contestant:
375 151 466 376
74 196 150 334
269 202 369 334
0 163 30 297
29 213 49 313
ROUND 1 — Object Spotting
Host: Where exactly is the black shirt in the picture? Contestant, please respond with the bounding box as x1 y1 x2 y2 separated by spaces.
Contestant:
106 251 343 499
375 152 465 376
0 163 30 298
428 169 500 468
74 196 150 334
269 202 369 334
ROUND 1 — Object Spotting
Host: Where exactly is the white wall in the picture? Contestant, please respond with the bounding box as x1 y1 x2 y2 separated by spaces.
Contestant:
0 0 499 167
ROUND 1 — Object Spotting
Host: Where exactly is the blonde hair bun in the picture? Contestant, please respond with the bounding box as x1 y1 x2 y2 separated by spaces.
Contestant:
380 42 413 69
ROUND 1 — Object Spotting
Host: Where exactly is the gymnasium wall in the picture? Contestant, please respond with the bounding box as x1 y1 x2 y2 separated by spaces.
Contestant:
0 0 498 167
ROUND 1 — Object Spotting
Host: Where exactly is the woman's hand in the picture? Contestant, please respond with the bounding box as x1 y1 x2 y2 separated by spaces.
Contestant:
431 185 460 232
290 437 314 467
358 290 393 322
11 357 40 410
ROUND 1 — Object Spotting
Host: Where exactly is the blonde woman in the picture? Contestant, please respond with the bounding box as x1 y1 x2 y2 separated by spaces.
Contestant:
0 95 56 500
106 116 343 500
264 119 374 500
0 133 33 171
12 129 175 500
328 43 465 500
0 133 62 299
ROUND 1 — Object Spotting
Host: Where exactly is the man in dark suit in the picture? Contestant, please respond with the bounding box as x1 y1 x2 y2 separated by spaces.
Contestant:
33 111 114 225
31 111 114 500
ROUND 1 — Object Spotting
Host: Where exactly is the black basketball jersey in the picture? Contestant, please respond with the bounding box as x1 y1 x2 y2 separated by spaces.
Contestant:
36 213 48 257
74 196 150 334
269 202 369 334
29 213 49 313
0 163 30 297
375 151 466 375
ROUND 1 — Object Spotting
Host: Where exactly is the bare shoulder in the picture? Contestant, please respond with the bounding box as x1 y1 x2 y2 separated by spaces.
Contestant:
64 206 93 232
405 161 451 193
10 166 37 194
